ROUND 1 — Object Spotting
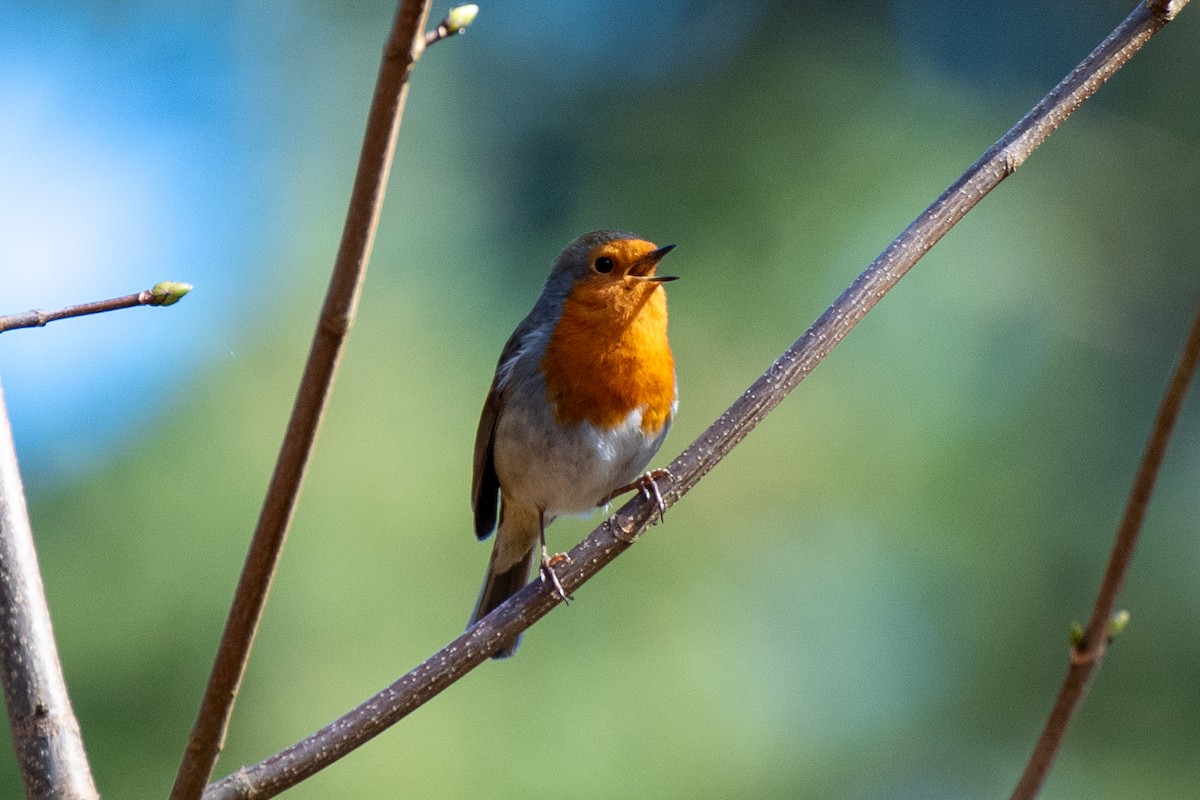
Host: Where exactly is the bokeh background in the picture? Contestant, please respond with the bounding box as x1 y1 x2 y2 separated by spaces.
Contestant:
2 1 1199 797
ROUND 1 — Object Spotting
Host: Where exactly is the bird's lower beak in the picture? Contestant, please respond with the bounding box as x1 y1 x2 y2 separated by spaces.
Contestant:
630 244 679 282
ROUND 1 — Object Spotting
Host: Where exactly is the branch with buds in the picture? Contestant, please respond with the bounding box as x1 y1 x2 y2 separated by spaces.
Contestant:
0 282 192 334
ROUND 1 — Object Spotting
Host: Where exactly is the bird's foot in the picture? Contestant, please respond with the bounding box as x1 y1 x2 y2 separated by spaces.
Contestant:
600 468 673 523
539 546 572 604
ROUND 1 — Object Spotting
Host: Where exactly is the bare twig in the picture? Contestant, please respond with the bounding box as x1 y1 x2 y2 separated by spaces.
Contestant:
0 379 99 800
1009 299 1200 799
167 2 440 799
0 282 192 334
202 2 1190 798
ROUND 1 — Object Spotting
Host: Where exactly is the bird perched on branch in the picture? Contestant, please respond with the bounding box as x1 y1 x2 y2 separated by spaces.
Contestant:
469 229 679 657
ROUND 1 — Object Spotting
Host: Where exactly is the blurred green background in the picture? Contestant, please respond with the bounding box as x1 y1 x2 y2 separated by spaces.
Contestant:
3 1 1200 798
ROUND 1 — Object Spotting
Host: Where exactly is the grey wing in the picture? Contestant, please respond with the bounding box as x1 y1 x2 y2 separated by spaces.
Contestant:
471 376 502 540
470 301 557 541
471 328 530 541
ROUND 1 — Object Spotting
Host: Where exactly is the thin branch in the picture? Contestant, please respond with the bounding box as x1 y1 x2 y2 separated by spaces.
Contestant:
0 378 99 800
201 2 1190 798
167 2 440 799
1009 299 1200 799
0 282 192 334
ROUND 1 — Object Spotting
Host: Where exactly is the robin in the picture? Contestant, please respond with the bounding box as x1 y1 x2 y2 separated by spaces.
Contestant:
468 229 679 658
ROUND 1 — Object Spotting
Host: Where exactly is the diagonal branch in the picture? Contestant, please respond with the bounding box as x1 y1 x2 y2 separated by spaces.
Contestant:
1009 298 1200 800
0 378 99 800
167 2 446 798
202 2 1191 798
0 282 192 334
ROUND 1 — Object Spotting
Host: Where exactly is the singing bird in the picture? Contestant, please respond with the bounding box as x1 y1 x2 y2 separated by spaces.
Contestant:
469 230 678 657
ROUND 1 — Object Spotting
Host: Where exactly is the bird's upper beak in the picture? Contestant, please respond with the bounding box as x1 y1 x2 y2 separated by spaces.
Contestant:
629 244 679 282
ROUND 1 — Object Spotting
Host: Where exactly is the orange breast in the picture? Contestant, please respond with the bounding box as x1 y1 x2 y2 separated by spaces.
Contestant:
541 281 675 435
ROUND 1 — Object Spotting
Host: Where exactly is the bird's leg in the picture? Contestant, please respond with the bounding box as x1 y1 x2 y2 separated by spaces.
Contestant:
537 509 572 604
600 468 673 523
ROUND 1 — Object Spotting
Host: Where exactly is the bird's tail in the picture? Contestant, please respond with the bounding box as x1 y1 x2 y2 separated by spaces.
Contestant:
468 540 535 659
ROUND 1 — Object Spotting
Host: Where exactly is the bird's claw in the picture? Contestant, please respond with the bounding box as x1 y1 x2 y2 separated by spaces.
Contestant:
600 468 674 524
637 468 672 523
540 546 572 604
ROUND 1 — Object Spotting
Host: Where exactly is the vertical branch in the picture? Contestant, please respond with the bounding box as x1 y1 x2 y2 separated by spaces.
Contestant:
1010 297 1200 800
169 1 434 798
0 378 99 800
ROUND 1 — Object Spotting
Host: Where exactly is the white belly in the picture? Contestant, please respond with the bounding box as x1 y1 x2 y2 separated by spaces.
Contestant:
493 402 669 519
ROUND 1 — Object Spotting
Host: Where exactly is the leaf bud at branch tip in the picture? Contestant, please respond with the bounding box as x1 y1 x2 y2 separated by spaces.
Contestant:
445 4 479 35
150 282 194 307
1068 621 1085 649
1107 609 1130 640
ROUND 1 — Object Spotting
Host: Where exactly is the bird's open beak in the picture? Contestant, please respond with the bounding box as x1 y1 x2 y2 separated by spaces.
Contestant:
629 244 679 282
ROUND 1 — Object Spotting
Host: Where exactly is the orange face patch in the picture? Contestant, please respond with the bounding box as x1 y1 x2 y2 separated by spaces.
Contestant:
540 239 676 435
587 239 661 278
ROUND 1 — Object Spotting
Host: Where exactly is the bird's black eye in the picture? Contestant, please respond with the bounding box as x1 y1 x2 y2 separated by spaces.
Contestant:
593 256 615 274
